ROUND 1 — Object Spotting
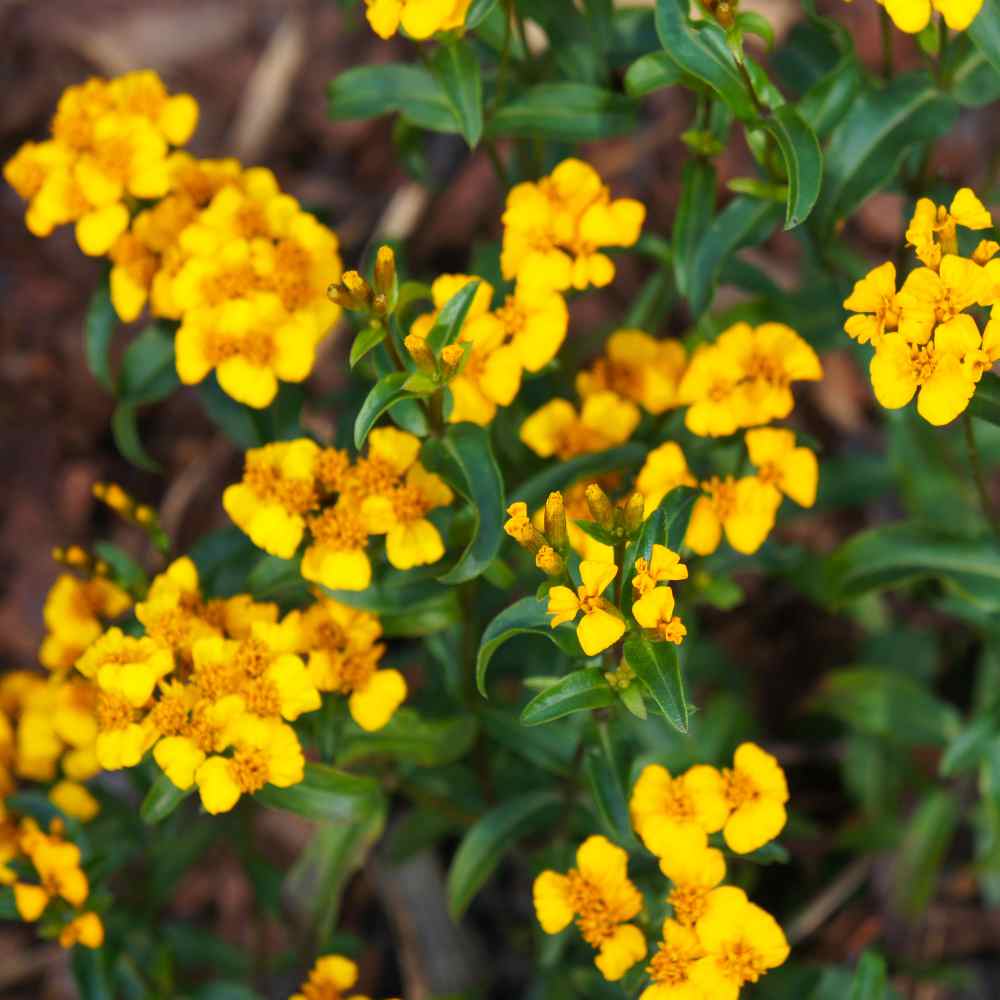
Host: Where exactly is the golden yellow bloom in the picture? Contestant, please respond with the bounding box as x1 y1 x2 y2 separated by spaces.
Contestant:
686 476 781 556
632 586 687 644
906 188 992 265
520 392 640 460
94 690 154 771
223 439 320 558
38 573 131 672
502 159 645 292
533 835 646 981
493 279 569 373
291 954 371 1000
632 544 688 596
547 560 625 656
14 832 89 920
636 442 697 517
659 845 726 929
59 911 105 950
135 557 222 658
49 780 99 823
364 0 471 39
688 886 789 998
577 330 686 414
76 627 174 708
896 255 986 345
843 261 900 347
504 501 546 552
629 763 728 857
301 503 373 592
721 742 789 854
745 428 818 508
640 918 706 1000
967 309 1000 381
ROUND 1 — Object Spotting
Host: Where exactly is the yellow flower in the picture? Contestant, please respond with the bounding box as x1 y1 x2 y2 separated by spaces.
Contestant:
520 392 640 460
659 845 726 928
533 835 646 981
686 476 781 556
906 188 992 266
677 339 747 437
364 0 471 39
745 428 819 508
896 255 986 344
689 886 789 998
59 911 105 950
721 742 789 854
494 279 569 373
76 627 174 708
632 544 688 596
49 780 100 823
869 317 980 425
302 504 373 592
546 560 625 656
843 261 900 347
38 573 131 672
636 442 697 517
14 834 89 920
966 309 1000 381
632 586 687 644
94 691 154 770
577 330 687 414
629 763 728 857
291 954 370 1000
501 158 645 291
640 918 706 1000
223 439 320 558
135 557 222 658
194 714 304 814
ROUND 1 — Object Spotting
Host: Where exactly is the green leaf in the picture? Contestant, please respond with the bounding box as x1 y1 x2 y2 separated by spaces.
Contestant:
970 0 1000 76
196 377 264 449
466 0 500 29
435 423 506 584
93 541 148 594
798 54 862 137
247 554 310 603
513 443 647 509
655 0 756 121
893 790 959 916
736 10 774 49
584 744 633 842
447 790 561 918
622 485 698 599
425 279 482 354
970 372 1000 426
477 597 584 695
255 763 385 823
521 668 616 726
673 159 717 296
623 635 689 733
760 104 822 229
336 710 478 767
848 951 889 1000
0 886 17 920
951 44 1000 106
84 280 117 393
350 323 388 368
140 772 192 824
487 83 637 140
940 716 997 777
112 402 162 473
826 523 1000 611
118 324 179 404
624 51 682 96
815 72 958 235
327 64 459 133
431 40 483 147
72 949 114 1000
355 371 424 450
688 195 782 316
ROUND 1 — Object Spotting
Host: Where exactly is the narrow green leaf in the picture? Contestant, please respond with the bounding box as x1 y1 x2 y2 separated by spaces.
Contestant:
848 951 888 1000
760 104 822 229
487 83 637 140
584 744 633 842
624 51 681 96
72 949 114 1000
688 196 782 317
447 790 561 918
140 773 192 824
970 0 1000 76
465 0 500 28
118 324 179 404
425 279 482 354
940 716 997 777
893 789 959 916
327 64 459 133
521 668 616 726
354 371 423 450
673 159 717 296
623 635 689 732
655 0 756 121
736 10 774 49
432 40 484 147
350 323 388 368
0 887 17 919
970 372 1000 426
255 762 384 824
798 54 862 136
84 280 117 393
112 403 162 473
513 443 647 509
477 596 583 696
336 710 478 767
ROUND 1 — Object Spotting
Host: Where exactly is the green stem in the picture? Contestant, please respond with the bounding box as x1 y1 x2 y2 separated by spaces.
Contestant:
963 412 1000 539
484 139 510 189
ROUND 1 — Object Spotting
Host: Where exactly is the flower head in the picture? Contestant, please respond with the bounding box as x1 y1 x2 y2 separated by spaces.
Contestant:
632 586 687 644
546 560 625 656
721 742 789 854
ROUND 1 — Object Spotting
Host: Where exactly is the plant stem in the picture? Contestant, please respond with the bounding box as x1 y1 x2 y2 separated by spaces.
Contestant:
484 139 510 189
963 412 1000 539
937 20 951 88
880 7 894 80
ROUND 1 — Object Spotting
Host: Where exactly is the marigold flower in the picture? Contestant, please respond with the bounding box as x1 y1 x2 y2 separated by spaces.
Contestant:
49 780 100 823
686 476 781 556
533 835 646 981
896 255 986 345
629 763 728 857
59 911 105 949
745 428 818 508
636 442 698 517
632 544 688 596
301 504 373 592
659 845 726 929
520 392 640 461
76 627 174 708
880 0 984 33
843 261 900 347
38 574 131 672
547 560 625 656
291 954 372 1000
364 0 471 39
632 586 687 644
688 886 789 996
721 742 789 854
906 189 992 267
640 918 705 1000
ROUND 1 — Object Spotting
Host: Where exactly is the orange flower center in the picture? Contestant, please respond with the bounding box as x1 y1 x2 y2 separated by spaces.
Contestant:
717 940 768 985
273 239 315 312
199 263 258 307
96 692 134 732
244 457 317 514
147 693 189 737
389 483 432 523
315 448 351 494
496 295 526 334
702 476 738 521
242 676 282 717
308 507 369 552
230 746 270 794
668 884 710 927
204 328 276 368
908 343 938 384
344 457 401 499
300 978 344 1000
566 870 620 948
234 637 272 678
723 767 758 810
647 940 698 985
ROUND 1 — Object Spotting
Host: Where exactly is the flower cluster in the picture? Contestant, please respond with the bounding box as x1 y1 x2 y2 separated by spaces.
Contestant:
364 0 470 40
2 817 104 950
223 429 453 589
533 743 790 994
289 952 400 1000
844 188 1000 425
4 72 343 409
502 158 645 292
875 0 983 35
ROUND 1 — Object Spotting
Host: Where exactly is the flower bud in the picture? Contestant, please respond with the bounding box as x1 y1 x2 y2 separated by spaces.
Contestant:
504 501 546 553
404 334 437 374
623 491 645 534
584 483 614 528
440 343 465 379
328 270 373 310
374 245 397 305
544 491 568 551
535 545 565 578
715 1 735 28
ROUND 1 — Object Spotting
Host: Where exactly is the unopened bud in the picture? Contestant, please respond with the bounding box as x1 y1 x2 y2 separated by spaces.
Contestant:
584 483 614 528
440 343 465 379
535 545 565 577
715 1 735 27
374 245 397 306
623 491 646 534
93 481 131 514
544 492 568 550
329 270 373 310
404 334 437 374
52 544 97 575
504 501 546 553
